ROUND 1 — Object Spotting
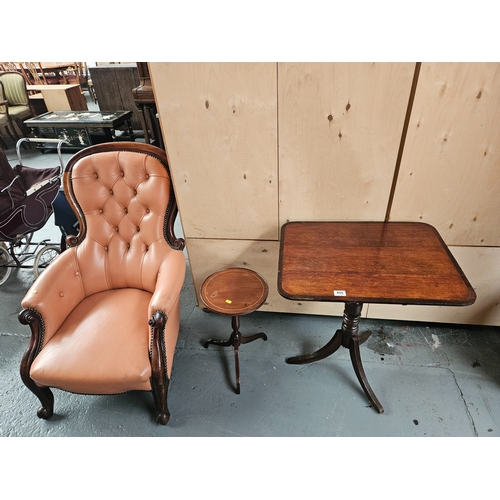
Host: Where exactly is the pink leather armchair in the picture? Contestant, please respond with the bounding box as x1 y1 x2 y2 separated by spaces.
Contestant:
19 142 186 424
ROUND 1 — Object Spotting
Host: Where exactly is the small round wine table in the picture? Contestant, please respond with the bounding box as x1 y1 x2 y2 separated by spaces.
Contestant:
201 267 269 394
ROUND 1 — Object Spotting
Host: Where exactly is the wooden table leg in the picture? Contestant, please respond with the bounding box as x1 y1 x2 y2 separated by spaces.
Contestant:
233 339 241 395
286 301 383 413
203 315 267 394
286 330 343 364
349 336 384 413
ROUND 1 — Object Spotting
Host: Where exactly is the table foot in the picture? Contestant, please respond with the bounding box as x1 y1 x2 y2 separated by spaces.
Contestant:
286 329 343 364
240 332 268 344
349 336 384 413
358 330 372 344
286 302 383 412
203 337 233 348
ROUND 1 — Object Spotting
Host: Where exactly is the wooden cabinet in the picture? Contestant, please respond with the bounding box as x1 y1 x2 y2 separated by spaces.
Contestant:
150 62 500 326
89 64 141 130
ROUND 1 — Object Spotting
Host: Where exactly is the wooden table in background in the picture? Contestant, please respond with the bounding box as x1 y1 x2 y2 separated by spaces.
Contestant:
27 84 87 112
278 221 476 413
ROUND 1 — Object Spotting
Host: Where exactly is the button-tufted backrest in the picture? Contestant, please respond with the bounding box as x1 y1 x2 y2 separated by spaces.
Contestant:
65 145 177 297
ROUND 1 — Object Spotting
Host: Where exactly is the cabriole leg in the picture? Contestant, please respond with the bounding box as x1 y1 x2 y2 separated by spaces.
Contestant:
18 308 55 420
149 311 170 425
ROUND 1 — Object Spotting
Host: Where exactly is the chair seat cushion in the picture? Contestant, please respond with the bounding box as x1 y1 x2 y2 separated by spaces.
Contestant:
30 288 153 394
7 105 31 121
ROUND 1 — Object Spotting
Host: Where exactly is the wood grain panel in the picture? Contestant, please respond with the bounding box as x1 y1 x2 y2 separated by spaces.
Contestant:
278 62 415 226
186 238 347 317
90 65 141 129
367 246 500 326
389 62 500 246
150 63 278 240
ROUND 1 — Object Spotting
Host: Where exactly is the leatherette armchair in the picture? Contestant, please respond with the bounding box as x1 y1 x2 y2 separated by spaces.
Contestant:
19 142 186 424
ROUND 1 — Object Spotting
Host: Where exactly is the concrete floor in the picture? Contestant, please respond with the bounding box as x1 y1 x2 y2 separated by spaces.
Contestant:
0 101 498 493
2 212 499 438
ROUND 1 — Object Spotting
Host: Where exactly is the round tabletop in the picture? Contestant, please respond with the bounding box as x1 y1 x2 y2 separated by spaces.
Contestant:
201 268 269 316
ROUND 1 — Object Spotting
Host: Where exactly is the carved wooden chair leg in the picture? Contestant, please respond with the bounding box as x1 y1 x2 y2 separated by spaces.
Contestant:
151 376 170 425
20 355 55 419
20 371 54 419
149 311 170 425
19 308 55 419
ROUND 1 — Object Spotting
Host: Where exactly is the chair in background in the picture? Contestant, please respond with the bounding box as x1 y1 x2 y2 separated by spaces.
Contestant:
0 81 19 146
0 62 23 73
19 63 45 85
0 72 34 137
62 63 97 102
19 142 186 425
61 62 83 84
22 62 62 85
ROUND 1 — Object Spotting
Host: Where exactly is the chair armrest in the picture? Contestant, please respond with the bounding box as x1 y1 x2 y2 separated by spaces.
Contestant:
21 248 85 344
0 99 10 115
149 249 186 317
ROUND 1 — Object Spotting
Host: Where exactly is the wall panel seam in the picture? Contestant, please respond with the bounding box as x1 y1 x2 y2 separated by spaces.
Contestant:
385 62 422 222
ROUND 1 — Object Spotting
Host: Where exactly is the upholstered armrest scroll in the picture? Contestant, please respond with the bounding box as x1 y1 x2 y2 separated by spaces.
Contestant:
20 248 86 344
149 249 186 317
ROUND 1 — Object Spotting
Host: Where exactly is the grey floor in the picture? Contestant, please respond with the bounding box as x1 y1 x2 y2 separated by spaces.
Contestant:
2 208 499 438
0 94 498 494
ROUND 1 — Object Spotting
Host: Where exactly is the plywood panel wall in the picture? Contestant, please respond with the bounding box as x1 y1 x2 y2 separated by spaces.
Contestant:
389 62 500 246
278 62 415 225
149 62 278 240
150 62 500 326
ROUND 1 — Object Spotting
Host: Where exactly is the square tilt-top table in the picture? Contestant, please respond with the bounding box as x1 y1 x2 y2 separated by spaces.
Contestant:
278 221 476 413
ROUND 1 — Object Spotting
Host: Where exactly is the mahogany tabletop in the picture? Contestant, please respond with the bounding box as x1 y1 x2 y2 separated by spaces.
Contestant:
201 268 269 316
278 221 476 306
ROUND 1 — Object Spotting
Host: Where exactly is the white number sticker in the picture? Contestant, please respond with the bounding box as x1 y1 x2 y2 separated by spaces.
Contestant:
334 290 346 296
